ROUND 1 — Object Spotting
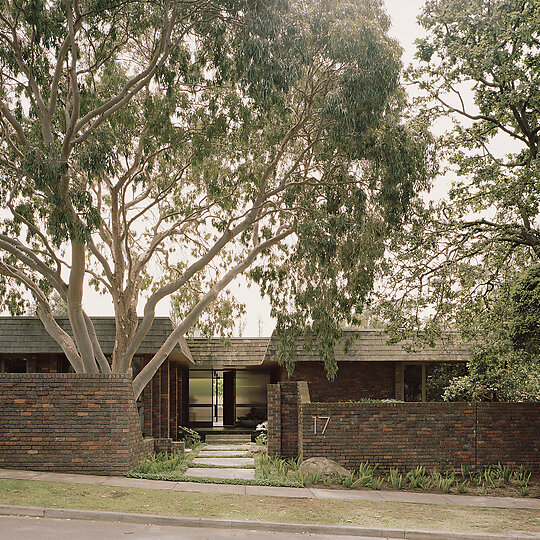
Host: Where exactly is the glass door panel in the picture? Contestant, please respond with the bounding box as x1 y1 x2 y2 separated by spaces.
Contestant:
189 370 213 425
235 371 270 426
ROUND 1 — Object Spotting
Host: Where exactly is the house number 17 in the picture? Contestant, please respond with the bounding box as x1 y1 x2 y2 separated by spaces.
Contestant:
312 416 330 435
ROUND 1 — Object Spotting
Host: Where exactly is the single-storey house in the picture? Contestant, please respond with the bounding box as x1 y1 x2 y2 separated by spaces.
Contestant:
0 317 470 441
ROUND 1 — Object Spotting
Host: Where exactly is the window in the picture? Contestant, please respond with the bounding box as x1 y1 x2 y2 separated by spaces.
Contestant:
401 363 426 402
0 357 27 373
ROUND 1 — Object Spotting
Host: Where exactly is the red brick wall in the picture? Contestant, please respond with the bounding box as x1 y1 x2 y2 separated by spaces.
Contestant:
476 403 540 467
277 361 395 402
0 373 152 475
267 384 281 457
142 360 187 440
268 382 309 459
169 364 178 440
269 381 540 470
301 401 477 470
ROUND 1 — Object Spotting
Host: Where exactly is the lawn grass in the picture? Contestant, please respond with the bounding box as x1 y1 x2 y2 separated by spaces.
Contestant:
0 478 539 535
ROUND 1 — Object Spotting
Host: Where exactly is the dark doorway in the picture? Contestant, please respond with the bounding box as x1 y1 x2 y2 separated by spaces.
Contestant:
403 364 424 402
222 370 236 426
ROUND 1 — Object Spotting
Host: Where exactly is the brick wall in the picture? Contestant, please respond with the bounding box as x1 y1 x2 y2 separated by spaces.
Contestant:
267 384 281 457
268 381 540 470
142 360 187 440
476 403 540 467
268 381 309 459
0 373 153 475
301 401 477 470
277 361 395 402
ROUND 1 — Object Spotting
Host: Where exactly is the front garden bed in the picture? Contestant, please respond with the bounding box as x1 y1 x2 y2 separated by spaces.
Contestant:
129 444 538 498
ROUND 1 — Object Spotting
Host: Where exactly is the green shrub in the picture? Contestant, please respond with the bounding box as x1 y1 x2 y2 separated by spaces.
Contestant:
255 421 268 445
437 477 453 493
369 476 383 490
135 451 185 475
178 426 201 448
255 453 305 487
340 473 357 489
456 480 468 494
387 468 405 490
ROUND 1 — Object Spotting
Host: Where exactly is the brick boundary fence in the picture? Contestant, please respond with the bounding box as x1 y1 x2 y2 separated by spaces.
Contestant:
268 382 540 470
0 373 153 475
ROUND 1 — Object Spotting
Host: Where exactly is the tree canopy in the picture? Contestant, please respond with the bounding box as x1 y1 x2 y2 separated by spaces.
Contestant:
0 0 428 395
379 0 540 340
374 0 540 401
509 263 540 354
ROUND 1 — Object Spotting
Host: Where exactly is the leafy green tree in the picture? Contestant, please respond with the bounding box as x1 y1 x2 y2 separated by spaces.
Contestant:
509 263 540 353
442 348 540 402
425 362 467 401
441 265 540 402
375 0 540 401
379 0 539 339
0 0 428 397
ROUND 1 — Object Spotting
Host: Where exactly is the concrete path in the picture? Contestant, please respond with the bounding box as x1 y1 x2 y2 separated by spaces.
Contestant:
197 451 251 457
203 445 252 451
184 443 256 481
1 467 538 510
192 458 255 467
183 468 256 480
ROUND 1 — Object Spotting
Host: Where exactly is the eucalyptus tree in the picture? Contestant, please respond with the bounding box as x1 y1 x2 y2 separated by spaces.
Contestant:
0 0 428 397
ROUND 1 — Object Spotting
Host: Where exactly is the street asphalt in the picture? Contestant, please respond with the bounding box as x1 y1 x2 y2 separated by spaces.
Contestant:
0 515 378 540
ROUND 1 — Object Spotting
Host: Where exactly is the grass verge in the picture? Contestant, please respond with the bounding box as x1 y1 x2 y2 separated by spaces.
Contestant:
0 478 539 535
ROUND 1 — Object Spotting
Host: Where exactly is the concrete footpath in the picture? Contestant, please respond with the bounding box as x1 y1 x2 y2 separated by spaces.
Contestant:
0 467 538 510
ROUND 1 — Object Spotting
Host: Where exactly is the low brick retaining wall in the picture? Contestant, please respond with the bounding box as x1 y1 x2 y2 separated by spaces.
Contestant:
0 373 153 475
268 382 540 470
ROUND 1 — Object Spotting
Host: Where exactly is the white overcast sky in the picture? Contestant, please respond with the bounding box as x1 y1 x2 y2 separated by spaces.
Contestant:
83 0 430 335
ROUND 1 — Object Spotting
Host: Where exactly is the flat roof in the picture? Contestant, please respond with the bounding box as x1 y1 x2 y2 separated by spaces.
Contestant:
0 317 192 362
0 318 470 366
263 329 470 365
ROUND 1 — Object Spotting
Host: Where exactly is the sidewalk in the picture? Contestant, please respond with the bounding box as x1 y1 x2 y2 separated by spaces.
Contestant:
1 467 538 510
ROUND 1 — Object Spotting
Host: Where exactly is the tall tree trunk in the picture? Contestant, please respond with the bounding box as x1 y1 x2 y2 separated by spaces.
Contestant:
68 241 98 373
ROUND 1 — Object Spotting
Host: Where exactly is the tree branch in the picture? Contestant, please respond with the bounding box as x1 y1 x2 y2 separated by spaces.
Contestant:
132 227 293 397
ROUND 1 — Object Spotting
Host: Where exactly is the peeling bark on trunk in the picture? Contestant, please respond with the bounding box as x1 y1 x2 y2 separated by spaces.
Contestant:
112 303 139 374
68 242 98 373
36 304 85 373
83 313 111 373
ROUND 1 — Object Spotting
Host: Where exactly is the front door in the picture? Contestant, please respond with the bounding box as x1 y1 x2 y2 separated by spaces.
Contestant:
188 370 213 425
222 370 236 426
188 369 236 426
402 363 426 402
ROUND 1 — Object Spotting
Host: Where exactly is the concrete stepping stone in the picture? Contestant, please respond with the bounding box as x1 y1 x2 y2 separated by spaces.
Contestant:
198 450 250 457
184 467 255 480
192 457 254 467
203 444 252 451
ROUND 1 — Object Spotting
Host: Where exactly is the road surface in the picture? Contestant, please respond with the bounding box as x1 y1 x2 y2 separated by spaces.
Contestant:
0 515 397 539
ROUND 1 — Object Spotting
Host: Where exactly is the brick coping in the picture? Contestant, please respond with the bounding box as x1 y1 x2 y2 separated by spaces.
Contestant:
0 373 131 379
